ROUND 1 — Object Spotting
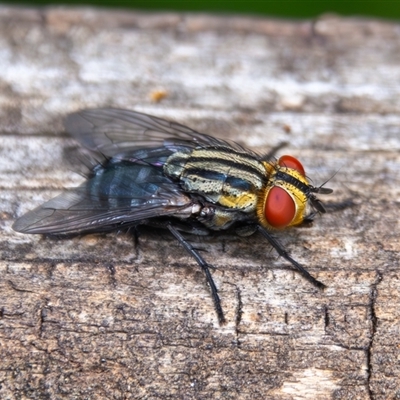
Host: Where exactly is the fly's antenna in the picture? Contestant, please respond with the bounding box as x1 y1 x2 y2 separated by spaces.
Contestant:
310 166 343 195
307 168 342 212
308 181 333 213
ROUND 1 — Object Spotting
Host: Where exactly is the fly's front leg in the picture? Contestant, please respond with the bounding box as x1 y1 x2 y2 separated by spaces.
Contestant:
323 198 356 212
257 225 325 289
167 223 225 324
260 142 288 161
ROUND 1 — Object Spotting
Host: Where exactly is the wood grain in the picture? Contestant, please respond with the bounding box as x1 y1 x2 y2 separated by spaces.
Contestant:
1 6 400 399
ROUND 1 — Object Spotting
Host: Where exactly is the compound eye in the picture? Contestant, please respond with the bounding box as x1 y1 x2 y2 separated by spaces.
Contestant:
278 155 305 176
264 186 296 228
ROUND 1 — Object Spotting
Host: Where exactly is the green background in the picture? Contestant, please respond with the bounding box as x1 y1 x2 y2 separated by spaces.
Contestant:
9 0 400 20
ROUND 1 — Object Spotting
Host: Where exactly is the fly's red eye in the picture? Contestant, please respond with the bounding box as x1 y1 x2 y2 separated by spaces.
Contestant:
278 155 305 176
265 186 296 228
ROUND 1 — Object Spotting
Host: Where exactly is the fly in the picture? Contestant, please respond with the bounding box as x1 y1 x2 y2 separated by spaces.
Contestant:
13 108 332 323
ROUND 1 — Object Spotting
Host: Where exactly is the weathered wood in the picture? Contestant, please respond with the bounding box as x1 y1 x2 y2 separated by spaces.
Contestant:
1 5 400 399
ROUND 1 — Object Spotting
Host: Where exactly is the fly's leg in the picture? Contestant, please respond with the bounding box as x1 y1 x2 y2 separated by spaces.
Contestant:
323 199 356 212
260 142 288 161
257 225 325 289
167 223 225 324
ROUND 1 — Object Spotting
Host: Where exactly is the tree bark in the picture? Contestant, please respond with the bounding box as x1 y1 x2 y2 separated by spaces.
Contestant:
1 6 400 399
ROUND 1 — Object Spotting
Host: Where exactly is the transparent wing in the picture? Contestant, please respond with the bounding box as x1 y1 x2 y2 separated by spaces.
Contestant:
13 162 192 235
65 108 239 158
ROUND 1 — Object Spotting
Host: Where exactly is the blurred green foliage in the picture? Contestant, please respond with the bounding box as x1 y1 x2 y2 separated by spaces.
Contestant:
11 0 400 19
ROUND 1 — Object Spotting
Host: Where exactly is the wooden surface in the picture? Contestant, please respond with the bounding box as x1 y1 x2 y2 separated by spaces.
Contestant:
1 5 400 399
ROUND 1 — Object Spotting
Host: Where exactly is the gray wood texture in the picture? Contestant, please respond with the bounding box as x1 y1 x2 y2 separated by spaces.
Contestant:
1 5 400 399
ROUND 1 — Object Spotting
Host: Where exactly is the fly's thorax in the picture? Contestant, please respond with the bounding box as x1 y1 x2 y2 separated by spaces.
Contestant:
164 147 268 214
163 149 191 179
199 206 237 230
257 160 310 230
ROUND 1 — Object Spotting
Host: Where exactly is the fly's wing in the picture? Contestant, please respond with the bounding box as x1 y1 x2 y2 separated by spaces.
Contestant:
13 161 193 235
65 108 246 158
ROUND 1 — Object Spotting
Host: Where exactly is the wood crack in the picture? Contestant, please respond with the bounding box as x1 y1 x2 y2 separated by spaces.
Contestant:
366 271 382 400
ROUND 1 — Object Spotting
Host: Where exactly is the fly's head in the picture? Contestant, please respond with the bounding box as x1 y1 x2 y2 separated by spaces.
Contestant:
257 155 332 230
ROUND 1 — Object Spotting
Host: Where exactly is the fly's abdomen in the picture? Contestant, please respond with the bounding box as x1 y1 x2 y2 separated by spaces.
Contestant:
90 161 171 209
164 147 267 213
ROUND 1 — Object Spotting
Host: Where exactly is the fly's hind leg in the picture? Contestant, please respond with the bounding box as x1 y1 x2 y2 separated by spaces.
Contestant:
167 223 225 324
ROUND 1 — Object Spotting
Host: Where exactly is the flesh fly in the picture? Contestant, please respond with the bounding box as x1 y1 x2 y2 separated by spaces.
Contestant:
13 108 332 323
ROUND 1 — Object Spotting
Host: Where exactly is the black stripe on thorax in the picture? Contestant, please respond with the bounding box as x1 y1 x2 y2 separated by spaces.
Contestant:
183 167 254 193
187 155 265 181
184 168 226 183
